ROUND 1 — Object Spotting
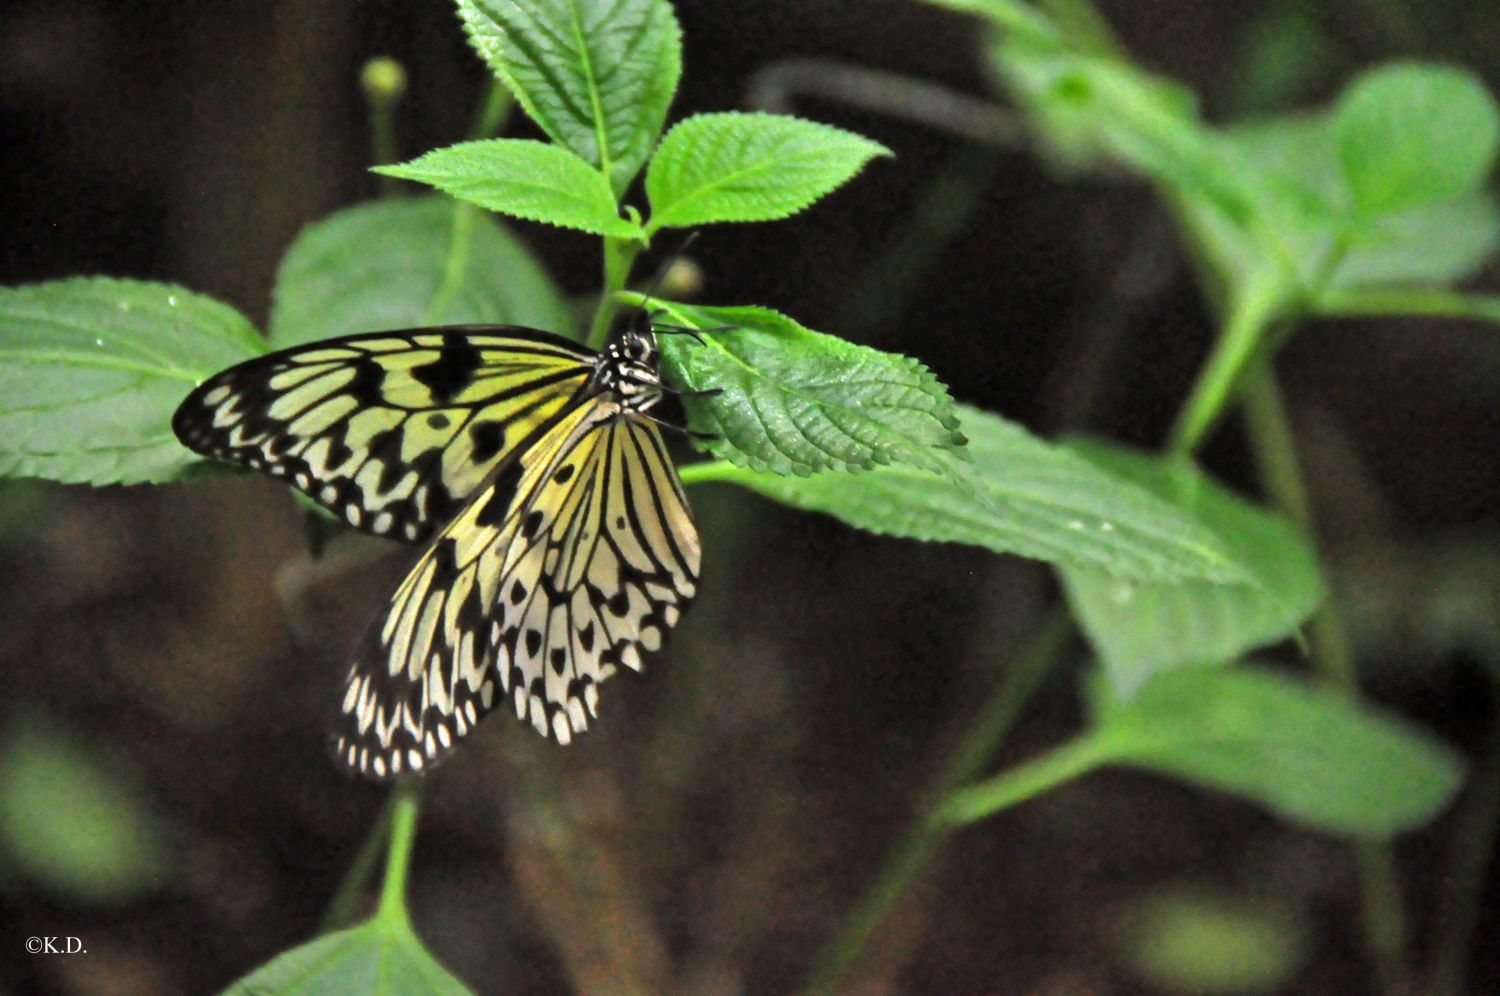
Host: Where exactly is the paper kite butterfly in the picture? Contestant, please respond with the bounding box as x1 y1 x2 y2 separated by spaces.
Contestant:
172 310 705 781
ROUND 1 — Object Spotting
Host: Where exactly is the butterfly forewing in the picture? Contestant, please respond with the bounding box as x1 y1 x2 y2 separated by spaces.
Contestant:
172 327 595 543
330 397 701 781
176 318 703 781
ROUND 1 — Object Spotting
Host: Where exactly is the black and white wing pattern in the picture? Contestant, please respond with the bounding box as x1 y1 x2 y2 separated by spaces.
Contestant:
172 327 596 543
330 395 701 780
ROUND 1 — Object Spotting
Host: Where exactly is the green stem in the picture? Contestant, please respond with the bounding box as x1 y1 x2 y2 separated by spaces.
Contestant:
1239 363 1408 994
940 732 1106 825
1316 287 1500 324
1428 711 1500 996
1166 280 1282 456
467 79 513 140
1237 369 1312 522
1038 0 1124 56
676 460 736 486
800 610 1071 995
376 780 423 929
587 237 644 350
361 57 407 200
423 203 478 325
319 793 396 933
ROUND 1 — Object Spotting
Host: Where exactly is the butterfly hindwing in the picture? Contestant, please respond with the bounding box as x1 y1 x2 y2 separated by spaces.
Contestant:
330 396 701 780
172 326 595 543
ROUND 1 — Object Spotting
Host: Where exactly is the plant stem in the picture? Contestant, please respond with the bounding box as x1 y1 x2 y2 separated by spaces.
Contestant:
319 793 396 933
376 780 423 929
800 609 1071 995
939 733 1106 825
468 79 513 140
675 460 735 486
360 57 407 200
423 203 478 325
1239 363 1409 994
587 237 644 350
1427 710 1500 996
1316 287 1500 325
1038 0 1124 56
1166 280 1282 456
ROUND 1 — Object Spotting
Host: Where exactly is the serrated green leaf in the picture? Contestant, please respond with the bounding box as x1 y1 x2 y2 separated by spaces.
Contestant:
693 404 1245 585
457 0 681 195
1057 441 1324 693
645 113 890 232
375 141 643 239
0 278 263 485
269 197 573 349
0 715 174 904
656 302 963 477
222 918 472 996
1335 62 1500 217
1091 665 1464 836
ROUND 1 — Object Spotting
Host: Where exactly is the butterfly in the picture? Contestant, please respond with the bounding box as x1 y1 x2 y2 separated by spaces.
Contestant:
172 308 706 780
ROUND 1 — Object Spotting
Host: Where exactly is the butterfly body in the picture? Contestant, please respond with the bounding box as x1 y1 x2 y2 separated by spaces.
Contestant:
173 312 700 780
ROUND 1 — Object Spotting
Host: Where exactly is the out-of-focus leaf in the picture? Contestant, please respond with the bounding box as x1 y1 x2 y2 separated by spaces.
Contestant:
269 196 572 349
1058 441 1324 693
1091 665 1465 836
1328 193 1500 291
1335 62 1500 217
696 404 1245 584
944 665 1464 836
0 715 173 904
0 478 50 538
1115 887 1310 993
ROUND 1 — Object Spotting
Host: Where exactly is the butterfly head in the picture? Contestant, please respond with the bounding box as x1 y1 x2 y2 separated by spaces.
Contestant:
595 308 665 412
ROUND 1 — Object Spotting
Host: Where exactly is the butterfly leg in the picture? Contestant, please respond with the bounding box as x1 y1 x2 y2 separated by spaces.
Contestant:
660 385 724 399
639 410 722 442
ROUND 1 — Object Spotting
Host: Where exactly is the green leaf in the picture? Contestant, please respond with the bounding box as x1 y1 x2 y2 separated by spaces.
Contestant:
1114 886 1309 993
0 714 174 904
0 478 49 539
374 141 643 239
1091 665 1465 836
657 303 964 477
645 113 890 232
269 197 573 349
0 278 263 485
1328 193 1500 291
1057 441 1324 693
1233 4 1332 114
1335 62 1500 217
457 0 681 195
222 918 472 996
691 404 1246 585
920 0 1061 48
1203 113 1500 294
985 28 1255 225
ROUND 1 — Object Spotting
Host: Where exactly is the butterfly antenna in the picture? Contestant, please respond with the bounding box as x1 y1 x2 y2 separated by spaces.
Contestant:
639 233 735 343
640 231 701 312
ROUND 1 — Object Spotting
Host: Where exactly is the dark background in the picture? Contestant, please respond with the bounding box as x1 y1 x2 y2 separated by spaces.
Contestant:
2 1 1498 993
